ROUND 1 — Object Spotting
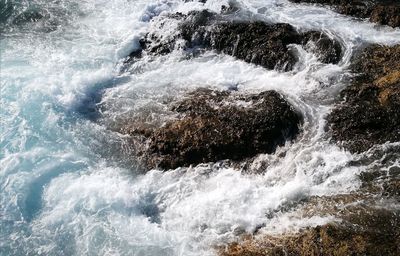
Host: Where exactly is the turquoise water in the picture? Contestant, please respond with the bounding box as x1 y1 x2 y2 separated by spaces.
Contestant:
1 0 400 255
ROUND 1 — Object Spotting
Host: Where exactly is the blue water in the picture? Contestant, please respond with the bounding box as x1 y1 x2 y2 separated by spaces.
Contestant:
1 0 400 255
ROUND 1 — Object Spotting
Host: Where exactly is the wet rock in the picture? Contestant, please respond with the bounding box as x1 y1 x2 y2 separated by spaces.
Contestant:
12 10 46 25
369 4 400 27
205 22 343 68
127 10 343 71
301 31 343 64
327 44 400 153
205 22 302 71
219 192 400 256
289 0 400 27
122 89 302 170
220 221 400 256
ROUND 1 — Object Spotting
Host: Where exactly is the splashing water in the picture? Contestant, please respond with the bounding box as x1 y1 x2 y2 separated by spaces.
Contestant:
1 0 400 255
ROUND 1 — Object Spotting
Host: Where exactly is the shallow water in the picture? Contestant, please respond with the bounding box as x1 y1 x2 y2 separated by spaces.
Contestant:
1 0 400 255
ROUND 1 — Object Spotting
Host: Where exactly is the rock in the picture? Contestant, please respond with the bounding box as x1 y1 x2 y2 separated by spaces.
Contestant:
122 89 302 170
217 151 400 255
126 10 343 70
369 4 400 27
289 0 400 27
219 192 400 256
301 31 343 64
205 22 302 71
12 10 45 25
219 220 400 256
203 22 342 69
327 44 400 153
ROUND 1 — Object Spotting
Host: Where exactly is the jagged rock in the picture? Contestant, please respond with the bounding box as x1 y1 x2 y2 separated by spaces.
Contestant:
219 192 400 256
219 220 400 256
205 22 302 71
126 10 343 70
204 22 342 69
327 44 400 153
289 0 400 27
121 89 302 170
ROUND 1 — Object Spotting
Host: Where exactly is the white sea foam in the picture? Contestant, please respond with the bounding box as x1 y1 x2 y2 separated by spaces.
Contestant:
1 0 399 255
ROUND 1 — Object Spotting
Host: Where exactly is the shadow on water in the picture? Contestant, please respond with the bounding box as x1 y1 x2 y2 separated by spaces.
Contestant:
74 76 131 121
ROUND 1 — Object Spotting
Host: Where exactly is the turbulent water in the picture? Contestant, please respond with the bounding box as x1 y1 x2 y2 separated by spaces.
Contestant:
1 0 400 255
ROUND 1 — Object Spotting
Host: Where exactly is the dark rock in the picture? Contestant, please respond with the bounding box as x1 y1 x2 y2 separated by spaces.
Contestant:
180 10 216 43
122 89 302 170
127 11 343 71
12 10 45 25
289 0 400 27
327 44 400 153
301 31 343 64
205 22 302 71
221 4 240 14
370 4 400 27
204 22 342 68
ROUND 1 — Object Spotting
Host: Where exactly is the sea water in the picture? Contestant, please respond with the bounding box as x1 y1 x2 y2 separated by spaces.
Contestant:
1 0 400 255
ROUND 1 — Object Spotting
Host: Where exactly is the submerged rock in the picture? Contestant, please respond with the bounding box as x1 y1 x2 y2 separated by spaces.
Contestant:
121 89 302 170
327 44 400 153
126 10 343 71
289 0 400 27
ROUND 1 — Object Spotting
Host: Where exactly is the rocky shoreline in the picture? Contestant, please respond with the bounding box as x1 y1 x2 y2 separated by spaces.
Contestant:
103 2 400 255
216 42 400 256
219 161 400 255
119 6 400 168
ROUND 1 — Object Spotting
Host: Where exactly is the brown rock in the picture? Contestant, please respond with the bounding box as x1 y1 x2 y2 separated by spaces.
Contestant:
219 193 400 256
122 89 302 170
327 44 400 153
220 221 400 256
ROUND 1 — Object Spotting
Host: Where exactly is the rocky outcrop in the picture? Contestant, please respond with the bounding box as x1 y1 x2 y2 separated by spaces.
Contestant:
205 22 342 70
219 190 400 255
120 89 302 170
220 219 400 256
217 138 400 255
289 0 400 27
203 22 301 71
327 44 400 153
127 10 343 71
